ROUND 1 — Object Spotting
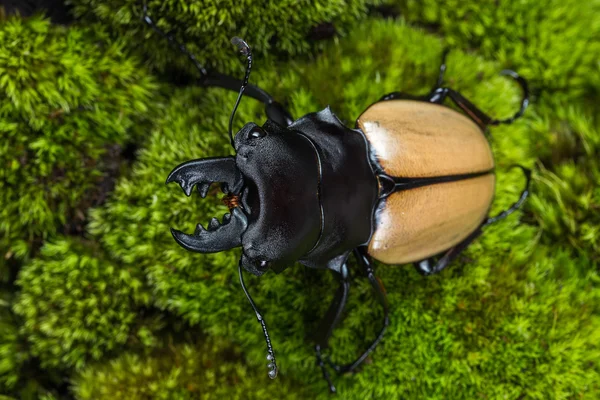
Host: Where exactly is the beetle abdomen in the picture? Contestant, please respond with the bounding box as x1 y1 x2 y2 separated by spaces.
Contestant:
356 100 495 264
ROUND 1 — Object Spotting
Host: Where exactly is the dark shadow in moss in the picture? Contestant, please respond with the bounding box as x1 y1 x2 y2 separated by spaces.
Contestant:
1 0 73 24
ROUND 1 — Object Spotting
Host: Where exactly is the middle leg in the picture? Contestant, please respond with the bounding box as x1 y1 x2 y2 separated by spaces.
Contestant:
380 50 529 131
327 248 390 374
427 69 529 131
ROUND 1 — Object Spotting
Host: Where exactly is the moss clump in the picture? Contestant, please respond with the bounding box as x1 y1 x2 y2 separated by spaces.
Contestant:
0 292 21 392
0 14 157 278
13 238 156 370
527 101 600 257
0 291 64 400
394 0 600 99
67 0 382 75
72 337 309 400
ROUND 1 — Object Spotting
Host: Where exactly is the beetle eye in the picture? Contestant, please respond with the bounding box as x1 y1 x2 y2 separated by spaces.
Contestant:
259 260 270 269
248 129 266 140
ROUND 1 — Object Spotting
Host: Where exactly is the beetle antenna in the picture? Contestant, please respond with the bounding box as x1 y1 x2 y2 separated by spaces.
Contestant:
228 37 253 147
238 263 278 380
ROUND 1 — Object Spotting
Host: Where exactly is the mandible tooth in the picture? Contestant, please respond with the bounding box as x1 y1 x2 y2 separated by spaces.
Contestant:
208 217 220 231
198 183 211 198
222 213 231 224
194 223 206 235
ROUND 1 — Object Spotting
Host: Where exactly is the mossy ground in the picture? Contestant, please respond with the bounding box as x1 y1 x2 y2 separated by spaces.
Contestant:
0 14 157 282
1 0 599 399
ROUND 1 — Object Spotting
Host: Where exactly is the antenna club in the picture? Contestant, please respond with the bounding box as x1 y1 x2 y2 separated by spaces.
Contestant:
231 36 251 56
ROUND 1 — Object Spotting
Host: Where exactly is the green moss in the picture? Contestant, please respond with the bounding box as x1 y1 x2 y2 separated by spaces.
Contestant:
527 100 600 256
13 238 156 370
0 14 157 278
2 1 600 398
87 19 600 398
1 289 67 400
394 0 600 99
72 337 309 400
67 0 382 75
0 293 21 392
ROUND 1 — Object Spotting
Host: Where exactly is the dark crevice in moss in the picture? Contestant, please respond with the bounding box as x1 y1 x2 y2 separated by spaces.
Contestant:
369 4 401 19
154 65 203 88
307 22 338 42
539 123 587 170
59 144 126 237
13 356 74 400
1 0 73 24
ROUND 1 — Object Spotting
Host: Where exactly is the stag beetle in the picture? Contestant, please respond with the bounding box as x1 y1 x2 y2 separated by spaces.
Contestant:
143 6 531 393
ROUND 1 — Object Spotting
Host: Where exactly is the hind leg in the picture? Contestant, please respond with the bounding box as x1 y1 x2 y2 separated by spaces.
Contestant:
415 166 531 275
483 166 531 226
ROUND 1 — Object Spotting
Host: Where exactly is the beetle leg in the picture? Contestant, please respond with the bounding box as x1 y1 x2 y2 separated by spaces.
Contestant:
315 345 337 393
142 3 293 127
379 50 448 102
428 88 494 131
326 248 390 374
414 227 484 275
379 47 529 132
427 69 529 131
378 86 493 130
202 72 294 127
314 265 350 346
378 91 423 102
483 165 531 226
415 166 531 275
314 263 350 393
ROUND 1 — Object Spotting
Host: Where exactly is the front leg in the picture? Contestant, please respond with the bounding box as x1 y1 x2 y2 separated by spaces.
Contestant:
314 263 350 393
142 3 293 127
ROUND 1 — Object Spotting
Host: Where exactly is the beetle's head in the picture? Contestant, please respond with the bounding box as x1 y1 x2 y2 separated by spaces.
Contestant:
167 120 322 276
167 107 379 276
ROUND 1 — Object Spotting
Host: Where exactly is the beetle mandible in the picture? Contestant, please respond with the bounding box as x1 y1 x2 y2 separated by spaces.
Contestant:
143 6 531 393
